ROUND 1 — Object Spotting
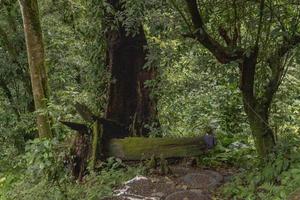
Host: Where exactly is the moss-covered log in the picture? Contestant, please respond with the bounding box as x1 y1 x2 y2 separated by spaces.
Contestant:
107 137 208 160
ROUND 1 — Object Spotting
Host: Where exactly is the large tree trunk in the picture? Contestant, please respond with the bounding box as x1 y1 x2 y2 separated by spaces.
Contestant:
104 0 158 137
19 0 52 138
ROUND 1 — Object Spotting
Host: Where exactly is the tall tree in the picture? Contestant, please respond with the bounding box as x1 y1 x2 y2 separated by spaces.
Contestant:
19 0 52 138
104 0 158 137
181 0 300 157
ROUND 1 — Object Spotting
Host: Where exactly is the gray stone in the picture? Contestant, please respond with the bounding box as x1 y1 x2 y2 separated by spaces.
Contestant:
181 170 223 189
165 190 210 200
151 192 164 197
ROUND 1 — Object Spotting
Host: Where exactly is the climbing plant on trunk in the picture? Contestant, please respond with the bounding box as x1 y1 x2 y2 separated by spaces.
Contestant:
104 0 158 137
19 0 52 138
181 0 300 158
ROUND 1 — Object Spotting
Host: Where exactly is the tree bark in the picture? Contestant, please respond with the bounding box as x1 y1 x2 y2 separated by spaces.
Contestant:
104 0 158 137
19 0 52 138
238 49 276 157
246 107 275 157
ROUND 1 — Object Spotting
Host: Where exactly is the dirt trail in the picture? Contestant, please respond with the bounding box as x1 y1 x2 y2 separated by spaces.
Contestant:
105 165 233 200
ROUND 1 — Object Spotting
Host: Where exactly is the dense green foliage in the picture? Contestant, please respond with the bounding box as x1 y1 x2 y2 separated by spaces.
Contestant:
0 0 299 199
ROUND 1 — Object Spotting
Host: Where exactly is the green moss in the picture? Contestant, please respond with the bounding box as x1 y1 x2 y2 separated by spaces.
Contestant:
108 136 206 160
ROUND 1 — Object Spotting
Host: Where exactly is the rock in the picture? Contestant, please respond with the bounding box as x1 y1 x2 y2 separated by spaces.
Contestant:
108 169 223 200
229 141 248 149
123 177 175 198
182 185 188 190
165 190 210 200
181 170 223 189
170 166 191 176
151 192 164 198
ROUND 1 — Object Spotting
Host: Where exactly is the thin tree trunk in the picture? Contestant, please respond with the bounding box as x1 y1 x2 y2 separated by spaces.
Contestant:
19 0 52 138
244 102 275 157
239 51 276 157
104 0 158 137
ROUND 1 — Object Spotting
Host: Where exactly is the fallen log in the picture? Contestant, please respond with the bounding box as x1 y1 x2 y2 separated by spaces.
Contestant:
107 136 208 160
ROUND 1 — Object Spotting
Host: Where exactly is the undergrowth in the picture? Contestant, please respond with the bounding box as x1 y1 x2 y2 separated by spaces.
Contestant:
200 132 300 200
0 138 144 200
2 131 300 200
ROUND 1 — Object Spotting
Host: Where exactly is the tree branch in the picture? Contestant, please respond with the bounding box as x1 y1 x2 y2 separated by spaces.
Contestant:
185 0 243 64
262 34 300 109
255 0 265 47
218 26 233 46
269 35 300 61
169 0 193 36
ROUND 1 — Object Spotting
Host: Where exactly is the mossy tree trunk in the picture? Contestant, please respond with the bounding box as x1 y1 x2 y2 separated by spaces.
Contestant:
104 0 158 137
238 50 276 157
19 0 52 138
247 111 275 157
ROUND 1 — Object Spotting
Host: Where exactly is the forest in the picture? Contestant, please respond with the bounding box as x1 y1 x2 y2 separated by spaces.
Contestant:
0 0 300 199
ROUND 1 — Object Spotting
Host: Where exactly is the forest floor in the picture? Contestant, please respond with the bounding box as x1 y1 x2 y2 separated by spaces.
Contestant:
104 161 236 200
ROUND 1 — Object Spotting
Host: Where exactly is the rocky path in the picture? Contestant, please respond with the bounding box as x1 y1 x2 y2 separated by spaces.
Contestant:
105 165 231 200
